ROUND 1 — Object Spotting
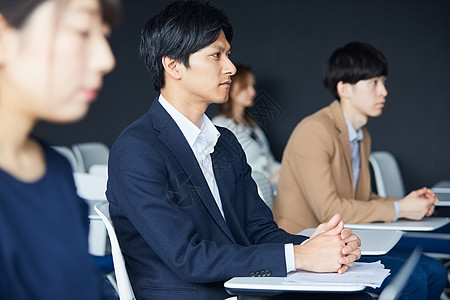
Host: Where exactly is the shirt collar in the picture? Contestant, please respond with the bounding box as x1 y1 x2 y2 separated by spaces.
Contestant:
195 115 220 158
343 113 364 143
158 94 220 155
159 94 201 147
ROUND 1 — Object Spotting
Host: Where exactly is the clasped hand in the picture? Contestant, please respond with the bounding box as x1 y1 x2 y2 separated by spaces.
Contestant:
399 187 439 220
294 214 361 274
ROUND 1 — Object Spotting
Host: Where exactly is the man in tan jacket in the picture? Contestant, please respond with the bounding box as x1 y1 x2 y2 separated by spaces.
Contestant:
274 43 437 234
274 42 446 300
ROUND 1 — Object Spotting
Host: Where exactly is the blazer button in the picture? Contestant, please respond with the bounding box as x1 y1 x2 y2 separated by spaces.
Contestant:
265 270 272 276
250 272 256 277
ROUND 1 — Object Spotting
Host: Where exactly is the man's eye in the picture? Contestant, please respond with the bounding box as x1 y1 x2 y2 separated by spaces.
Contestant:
212 53 220 58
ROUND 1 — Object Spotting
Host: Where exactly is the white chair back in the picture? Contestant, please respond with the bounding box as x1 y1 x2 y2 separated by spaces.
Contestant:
72 142 109 173
94 201 136 300
369 151 405 198
73 172 107 201
73 172 108 255
89 164 108 179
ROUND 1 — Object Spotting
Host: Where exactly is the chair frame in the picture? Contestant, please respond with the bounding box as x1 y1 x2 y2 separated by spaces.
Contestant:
94 201 136 300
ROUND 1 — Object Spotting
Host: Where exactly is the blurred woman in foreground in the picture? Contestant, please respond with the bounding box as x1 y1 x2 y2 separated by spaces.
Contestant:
0 0 120 298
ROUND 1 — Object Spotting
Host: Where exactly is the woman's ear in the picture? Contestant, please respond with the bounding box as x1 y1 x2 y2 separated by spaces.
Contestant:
161 56 182 80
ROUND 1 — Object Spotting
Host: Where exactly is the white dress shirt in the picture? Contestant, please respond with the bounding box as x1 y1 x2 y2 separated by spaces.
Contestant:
158 95 295 273
159 95 225 219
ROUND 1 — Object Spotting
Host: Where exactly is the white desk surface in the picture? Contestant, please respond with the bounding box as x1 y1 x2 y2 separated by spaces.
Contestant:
299 228 402 255
345 217 450 231
224 277 365 296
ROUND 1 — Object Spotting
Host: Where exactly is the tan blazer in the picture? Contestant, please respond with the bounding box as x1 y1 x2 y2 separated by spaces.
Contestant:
273 100 397 234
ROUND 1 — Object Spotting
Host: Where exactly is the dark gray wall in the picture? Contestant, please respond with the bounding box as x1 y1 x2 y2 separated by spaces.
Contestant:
34 0 450 191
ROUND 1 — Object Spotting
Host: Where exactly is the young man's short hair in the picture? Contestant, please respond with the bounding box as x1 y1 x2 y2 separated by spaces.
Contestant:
323 42 388 100
139 0 233 91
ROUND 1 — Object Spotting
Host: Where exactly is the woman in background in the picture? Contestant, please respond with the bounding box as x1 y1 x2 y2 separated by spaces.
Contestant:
0 0 119 298
213 65 280 205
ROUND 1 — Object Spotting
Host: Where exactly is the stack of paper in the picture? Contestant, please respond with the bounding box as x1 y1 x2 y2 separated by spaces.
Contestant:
284 261 390 289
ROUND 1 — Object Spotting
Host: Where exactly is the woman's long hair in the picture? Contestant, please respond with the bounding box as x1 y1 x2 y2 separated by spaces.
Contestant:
217 64 257 128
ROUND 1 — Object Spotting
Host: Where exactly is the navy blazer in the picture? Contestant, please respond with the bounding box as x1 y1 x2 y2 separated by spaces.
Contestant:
106 99 307 299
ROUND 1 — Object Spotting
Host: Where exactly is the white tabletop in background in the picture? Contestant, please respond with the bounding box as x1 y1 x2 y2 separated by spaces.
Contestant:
432 180 450 206
299 228 402 255
345 217 450 231
434 193 450 206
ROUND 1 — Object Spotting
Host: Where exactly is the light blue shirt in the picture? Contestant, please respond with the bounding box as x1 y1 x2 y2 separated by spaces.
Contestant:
343 114 364 190
344 113 399 221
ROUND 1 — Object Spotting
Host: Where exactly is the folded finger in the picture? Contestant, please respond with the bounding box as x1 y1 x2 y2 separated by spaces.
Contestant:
337 264 349 274
344 234 361 247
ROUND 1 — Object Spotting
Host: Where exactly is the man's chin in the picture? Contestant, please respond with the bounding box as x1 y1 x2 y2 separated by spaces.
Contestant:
370 108 384 117
213 97 229 104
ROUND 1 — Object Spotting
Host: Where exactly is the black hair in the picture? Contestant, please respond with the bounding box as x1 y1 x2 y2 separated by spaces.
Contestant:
323 42 388 100
139 0 233 91
1 0 121 29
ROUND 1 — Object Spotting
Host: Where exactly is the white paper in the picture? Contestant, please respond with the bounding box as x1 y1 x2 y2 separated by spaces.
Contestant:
284 261 390 289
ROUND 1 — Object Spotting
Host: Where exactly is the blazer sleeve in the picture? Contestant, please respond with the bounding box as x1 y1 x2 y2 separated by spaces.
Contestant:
284 119 396 224
107 131 304 283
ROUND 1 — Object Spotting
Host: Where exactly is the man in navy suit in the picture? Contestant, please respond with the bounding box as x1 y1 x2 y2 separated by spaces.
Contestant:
106 1 369 299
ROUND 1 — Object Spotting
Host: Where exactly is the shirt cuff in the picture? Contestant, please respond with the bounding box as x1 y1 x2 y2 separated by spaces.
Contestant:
285 243 296 273
393 201 400 221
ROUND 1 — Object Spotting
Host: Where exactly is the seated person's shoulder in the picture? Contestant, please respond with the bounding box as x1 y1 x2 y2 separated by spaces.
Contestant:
216 125 239 144
285 107 336 154
212 115 235 129
110 114 162 166
294 109 334 138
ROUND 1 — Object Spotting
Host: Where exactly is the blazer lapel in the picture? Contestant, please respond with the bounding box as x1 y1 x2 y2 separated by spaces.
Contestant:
211 144 246 244
150 100 235 242
330 101 355 196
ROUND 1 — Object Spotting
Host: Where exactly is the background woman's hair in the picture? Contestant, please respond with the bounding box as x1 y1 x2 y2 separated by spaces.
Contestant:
218 64 257 128
1 0 121 28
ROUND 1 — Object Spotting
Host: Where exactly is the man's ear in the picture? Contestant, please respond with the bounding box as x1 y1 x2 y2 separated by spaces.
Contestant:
336 81 352 99
0 14 8 65
161 56 182 80
0 14 14 66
